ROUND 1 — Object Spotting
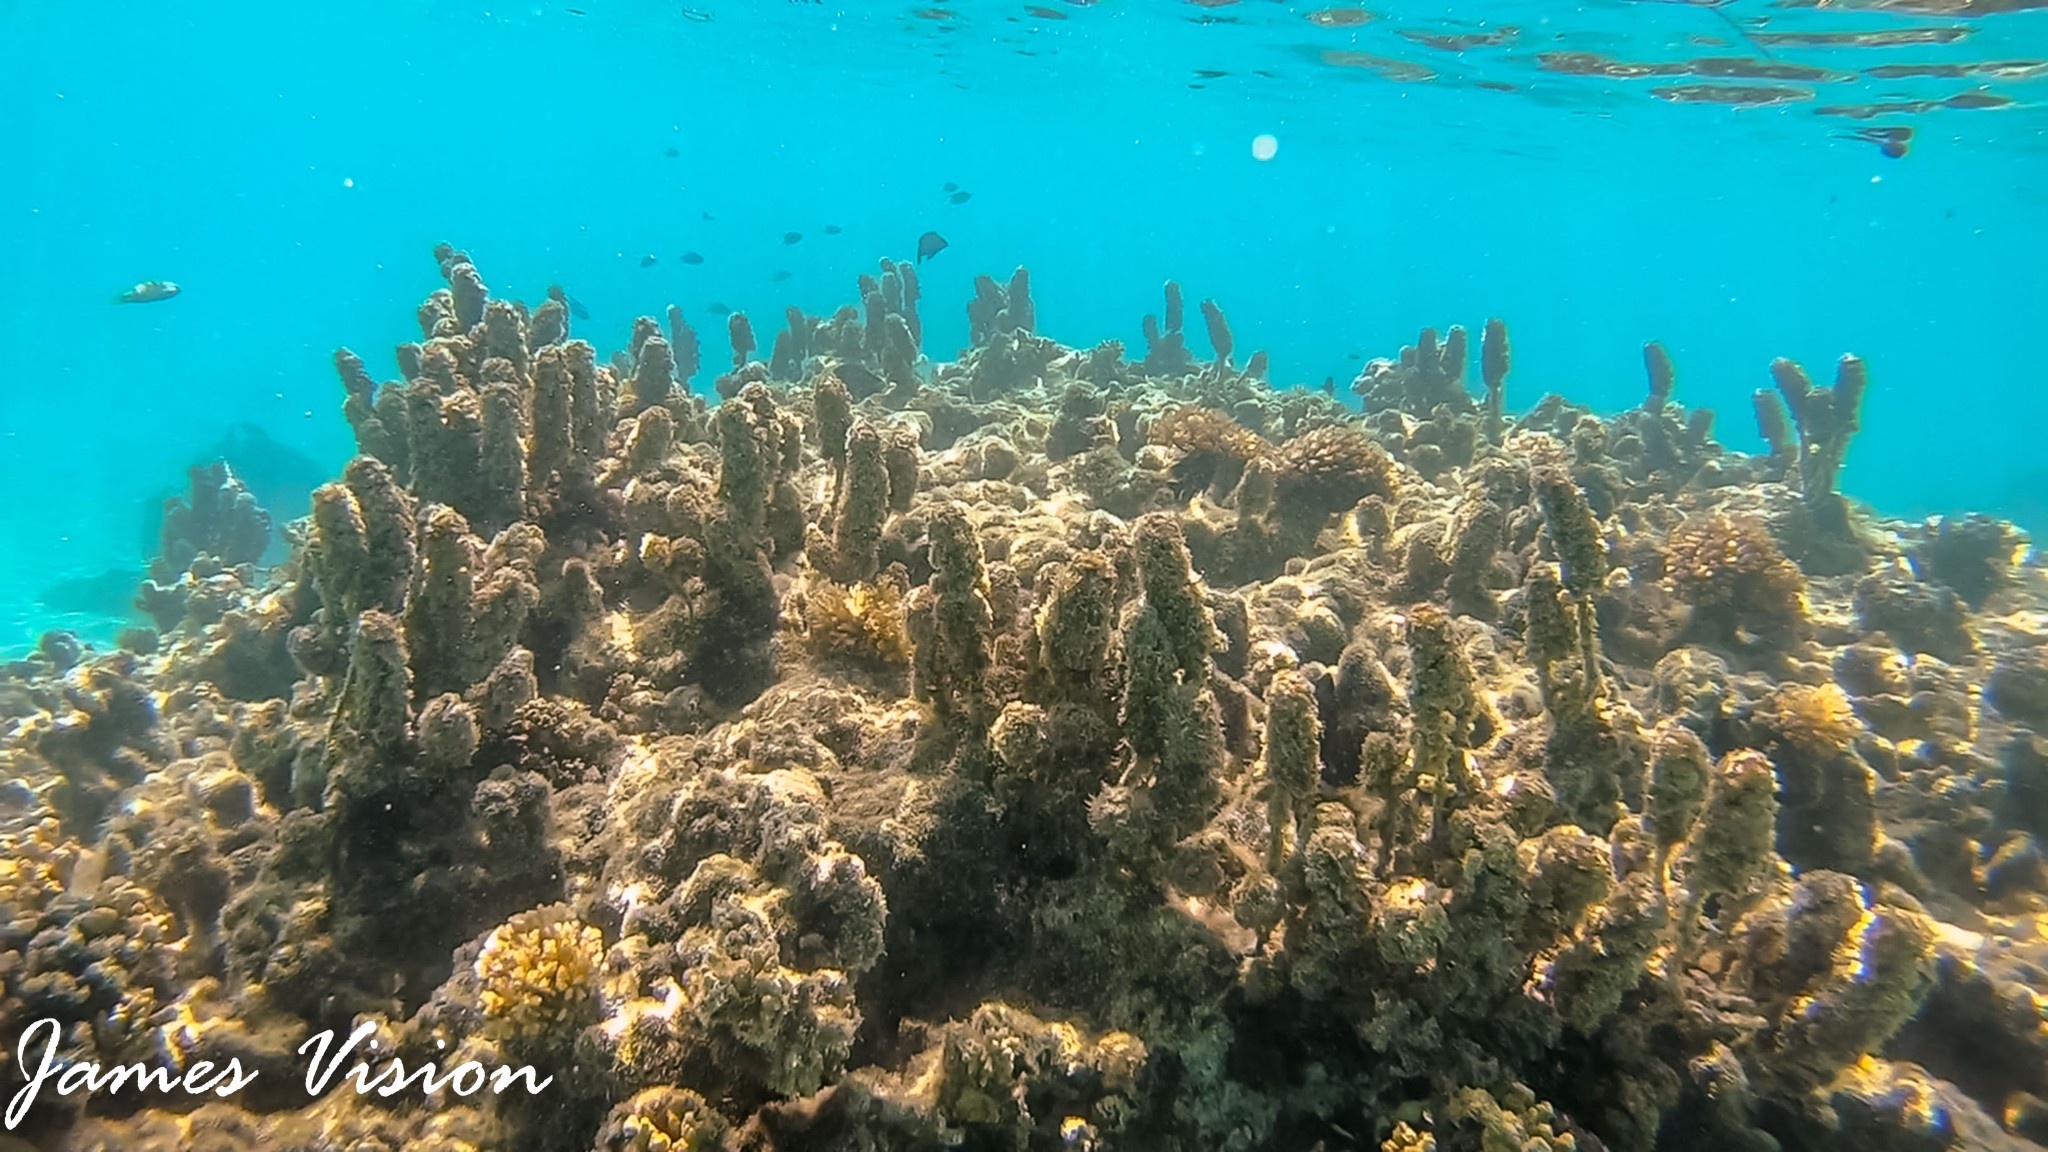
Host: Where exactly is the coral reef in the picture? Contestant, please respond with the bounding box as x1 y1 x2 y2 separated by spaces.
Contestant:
8 245 2048 1152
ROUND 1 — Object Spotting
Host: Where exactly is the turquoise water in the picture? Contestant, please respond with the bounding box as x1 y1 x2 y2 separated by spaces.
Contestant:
3 0 2043 654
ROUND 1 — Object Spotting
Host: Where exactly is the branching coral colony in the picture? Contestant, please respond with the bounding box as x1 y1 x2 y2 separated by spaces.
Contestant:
5 243 2048 1152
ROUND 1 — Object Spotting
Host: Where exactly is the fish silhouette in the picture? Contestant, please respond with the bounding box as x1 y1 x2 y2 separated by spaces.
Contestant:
115 281 180 304
944 182 959 192
772 270 793 283
1837 125 1912 159
640 255 659 268
824 224 843 235
948 190 973 205
783 231 804 245
681 251 705 265
548 284 590 320
917 231 949 263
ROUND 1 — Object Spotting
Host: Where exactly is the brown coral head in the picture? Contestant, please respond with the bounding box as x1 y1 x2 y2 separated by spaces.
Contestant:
1150 406 1263 463
1664 512 1807 645
1272 424 1398 516
729 311 756 366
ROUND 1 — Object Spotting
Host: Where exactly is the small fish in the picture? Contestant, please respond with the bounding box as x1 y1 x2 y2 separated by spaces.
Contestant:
681 251 705 265
824 224 843 235
1837 125 1912 159
706 301 733 316
1027 6 1068 18
1193 68 1229 79
679 6 713 21
948 190 973 204
944 181 959 192
640 255 659 268
115 280 180 305
664 146 681 158
916 230 949 263
783 231 804 245
567 6 588 13
701 210 715 221
771 270 793 282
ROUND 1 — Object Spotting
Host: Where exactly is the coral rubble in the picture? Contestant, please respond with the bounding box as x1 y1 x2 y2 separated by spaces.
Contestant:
5 246 2047 1152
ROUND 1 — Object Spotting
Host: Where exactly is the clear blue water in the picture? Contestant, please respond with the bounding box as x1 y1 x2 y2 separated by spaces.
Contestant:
3 0 2044 653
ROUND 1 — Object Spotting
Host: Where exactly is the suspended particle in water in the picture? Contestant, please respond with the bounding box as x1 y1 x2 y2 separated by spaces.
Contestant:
1251 133 1279 161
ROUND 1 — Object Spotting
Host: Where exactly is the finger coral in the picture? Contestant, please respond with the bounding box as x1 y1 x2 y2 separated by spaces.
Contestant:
11 244 2046 1152
474 903 604 1045
1664 512 1807 651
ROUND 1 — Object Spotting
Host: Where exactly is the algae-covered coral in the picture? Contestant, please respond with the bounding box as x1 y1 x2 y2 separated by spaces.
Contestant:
5 245 2048 1152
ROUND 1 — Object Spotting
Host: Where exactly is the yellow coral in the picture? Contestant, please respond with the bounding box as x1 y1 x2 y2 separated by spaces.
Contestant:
1758 682 1861 759
1382 1121 1438 1152
1446 1082 1577 1151
804 575 912 667
603 1086 730 1152
0 818 74 916
475 903 604 1043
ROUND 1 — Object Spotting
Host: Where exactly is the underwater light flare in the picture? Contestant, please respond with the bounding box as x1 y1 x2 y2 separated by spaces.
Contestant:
1252 133 1279 161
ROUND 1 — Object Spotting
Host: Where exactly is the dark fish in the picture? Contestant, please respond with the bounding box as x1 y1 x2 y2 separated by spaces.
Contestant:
783 231 803 245
916 231 949 263
824 224 843 234
706 302 732 316
664 146 681 158
1193 68 1229 79
1026 6 1068 18
681 251 705 265
549 285 592 320
1837 125 1912 159
948 190 972 204
114 280 180 305
679 7 713 21
567 6 587 13
35 567 144 618
701 211 715 221
772 270 793 282
640 255 658 268
944 181 959 192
